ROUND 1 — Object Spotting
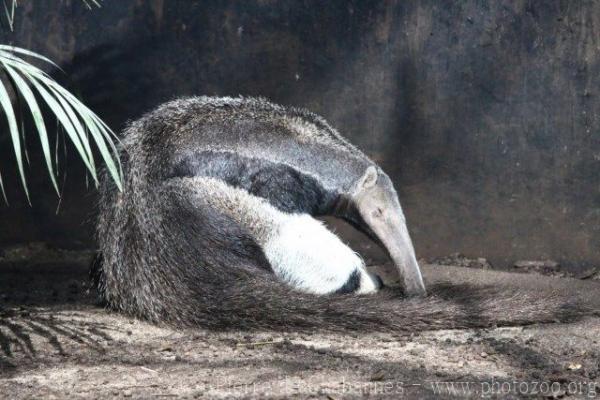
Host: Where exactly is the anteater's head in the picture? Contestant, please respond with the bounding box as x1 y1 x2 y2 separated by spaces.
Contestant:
338 166 427 297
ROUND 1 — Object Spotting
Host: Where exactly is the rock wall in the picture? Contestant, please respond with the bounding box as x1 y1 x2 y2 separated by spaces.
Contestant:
0 0 599 268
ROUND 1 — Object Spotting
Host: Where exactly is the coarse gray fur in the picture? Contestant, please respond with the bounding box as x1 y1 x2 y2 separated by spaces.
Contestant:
94 96 586 332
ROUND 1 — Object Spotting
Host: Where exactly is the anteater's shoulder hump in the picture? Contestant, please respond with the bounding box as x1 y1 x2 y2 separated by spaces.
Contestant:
121 96 356 153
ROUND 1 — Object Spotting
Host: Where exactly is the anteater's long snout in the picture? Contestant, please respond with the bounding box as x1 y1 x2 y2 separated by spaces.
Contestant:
369 209 427 297
351 170 427 297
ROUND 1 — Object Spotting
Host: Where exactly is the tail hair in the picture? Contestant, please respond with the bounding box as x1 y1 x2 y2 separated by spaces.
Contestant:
92 252 591 333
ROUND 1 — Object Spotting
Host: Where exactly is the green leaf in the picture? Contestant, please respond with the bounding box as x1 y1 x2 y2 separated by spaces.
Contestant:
0 45 61 70
3 63 60 195
0 169 7 204
0 44 122 201
45 81 96 172
3 0 15 31
24 71 98 184
86 114 120 189
81 0 102 10
0 77 30 203
0 55 97 183
57 89 123 186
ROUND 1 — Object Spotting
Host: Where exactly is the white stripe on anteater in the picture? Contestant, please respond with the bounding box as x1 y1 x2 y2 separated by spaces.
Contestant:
171 176 379 294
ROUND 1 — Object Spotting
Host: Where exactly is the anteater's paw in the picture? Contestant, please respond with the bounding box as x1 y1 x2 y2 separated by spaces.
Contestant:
336 269 384 294
356 271 384 294
266 214 372 295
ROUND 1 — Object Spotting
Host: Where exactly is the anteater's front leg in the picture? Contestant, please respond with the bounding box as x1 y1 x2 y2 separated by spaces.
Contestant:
263 213 383 295
174 176 382 295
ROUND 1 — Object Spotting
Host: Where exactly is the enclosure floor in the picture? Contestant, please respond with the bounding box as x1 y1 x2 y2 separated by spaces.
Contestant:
0 250 599 399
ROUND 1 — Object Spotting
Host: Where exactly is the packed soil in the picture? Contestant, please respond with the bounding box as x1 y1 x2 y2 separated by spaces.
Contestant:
0 244 599 399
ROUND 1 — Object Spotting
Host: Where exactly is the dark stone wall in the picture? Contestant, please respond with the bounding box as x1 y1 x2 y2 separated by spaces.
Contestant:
0 0 599 269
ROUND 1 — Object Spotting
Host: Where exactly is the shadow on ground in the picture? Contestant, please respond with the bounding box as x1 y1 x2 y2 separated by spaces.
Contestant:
0 247 599 398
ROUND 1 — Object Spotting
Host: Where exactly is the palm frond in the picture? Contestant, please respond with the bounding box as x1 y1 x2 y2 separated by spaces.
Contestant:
81 0 102 10
0 45 123 204
2 0 15 32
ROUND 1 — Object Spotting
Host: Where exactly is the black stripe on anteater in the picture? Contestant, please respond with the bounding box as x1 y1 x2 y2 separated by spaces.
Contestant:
170 150 338 215
335 269 361 294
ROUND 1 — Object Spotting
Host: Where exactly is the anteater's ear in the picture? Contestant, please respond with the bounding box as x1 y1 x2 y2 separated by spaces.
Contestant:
358 166 378 189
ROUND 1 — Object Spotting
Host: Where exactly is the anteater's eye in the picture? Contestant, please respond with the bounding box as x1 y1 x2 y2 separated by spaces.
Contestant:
372 208 383 218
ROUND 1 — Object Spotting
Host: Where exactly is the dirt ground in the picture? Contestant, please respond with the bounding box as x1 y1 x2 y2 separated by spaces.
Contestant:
0 244 599 399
